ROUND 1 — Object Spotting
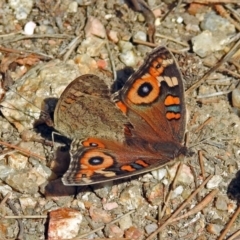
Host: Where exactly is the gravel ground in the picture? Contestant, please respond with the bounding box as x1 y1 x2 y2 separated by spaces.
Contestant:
0 0 240 239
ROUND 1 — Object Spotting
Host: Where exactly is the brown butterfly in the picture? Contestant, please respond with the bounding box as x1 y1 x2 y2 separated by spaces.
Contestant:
53 46 187 185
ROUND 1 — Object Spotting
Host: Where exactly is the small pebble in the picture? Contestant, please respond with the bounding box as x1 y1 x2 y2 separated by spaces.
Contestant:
171 185 183 198
6 170 40 194
119 185 145 210
8 153 28 169
206 175 223 189
77 36 105 57
9 0 34 20
151 168 167 181
19 197 37 211
145 223 158 234
119 51 136 67
147 0 156 7
103 202 118 211
232 88 240 109
48 208 82 240
133 31 147 42
118 214 132 231
192 30 231 57
68 1 78 13
89 206 112 223
85 16 105 38
125 226 144 240
118 41 133 52
201 12 235 35
168 163 194 184
153 8 161 18
215 196 228 211
176 16 183 24
108 30 119 43
145 183 164 205
23 21 36 35
206 223 222 235
105 224 124 238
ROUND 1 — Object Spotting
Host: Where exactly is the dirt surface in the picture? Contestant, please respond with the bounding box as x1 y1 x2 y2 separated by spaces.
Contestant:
0 0 240 239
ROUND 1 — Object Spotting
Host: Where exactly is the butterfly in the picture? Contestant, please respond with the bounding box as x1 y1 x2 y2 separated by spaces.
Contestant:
53 46 187 185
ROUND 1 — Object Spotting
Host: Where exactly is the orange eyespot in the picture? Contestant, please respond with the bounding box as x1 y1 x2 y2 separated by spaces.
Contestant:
149 58 165 77
80 150 114 170
82 138 106 148
127 76 159 104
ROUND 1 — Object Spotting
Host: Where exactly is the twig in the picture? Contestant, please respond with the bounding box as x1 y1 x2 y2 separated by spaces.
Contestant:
155 33 189 47
186 38 240 94
146 175 213 240
215 5 240 31
4 215 48 219
132 38 157 48
0 34 73 44
7 199 24 240
0 46 53 60
196 90 232 98
218 204 240 240
203 61 240 79
170 189 218 222
60 36 81 61
194 117 213 133
105 30 116 81
228 229 240 240
225 4 240 23
198 150 205 180
160 163 183 219
0 192 12 217
0 140 46 161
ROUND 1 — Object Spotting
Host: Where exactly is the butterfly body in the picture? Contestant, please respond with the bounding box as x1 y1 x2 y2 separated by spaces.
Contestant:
54 46 187 185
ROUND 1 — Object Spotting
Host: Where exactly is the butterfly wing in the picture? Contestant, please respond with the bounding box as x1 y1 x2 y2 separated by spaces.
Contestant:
54 74 128 142
113 46 186 156
62 137 174 185
59 47 187 186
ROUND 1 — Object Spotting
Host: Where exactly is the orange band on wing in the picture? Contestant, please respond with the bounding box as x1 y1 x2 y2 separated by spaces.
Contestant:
135 160 149 167
164 96 180 106
116 101 127 114
166 112 181 120
121 165 136 172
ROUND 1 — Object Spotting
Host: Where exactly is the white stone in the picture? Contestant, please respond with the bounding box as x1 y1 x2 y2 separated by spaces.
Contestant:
151 168 167 181
133 31 147 42
68 1 78 13
119 51 136 67
206 175 223 189
23 21 36 35
9 0 34 20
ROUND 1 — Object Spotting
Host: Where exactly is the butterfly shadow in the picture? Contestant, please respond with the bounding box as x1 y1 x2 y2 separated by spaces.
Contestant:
227 170 240 204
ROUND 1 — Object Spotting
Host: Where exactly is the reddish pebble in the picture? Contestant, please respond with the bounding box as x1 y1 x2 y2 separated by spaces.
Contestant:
97 59 108 69
85 16 105 38
48 208 82 240
89 206 112 223
124 226 144 240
